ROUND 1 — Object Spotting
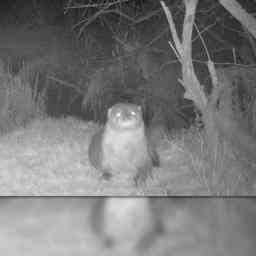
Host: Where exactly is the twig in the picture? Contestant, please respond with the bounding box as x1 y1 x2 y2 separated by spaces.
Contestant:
72 2 135 35
192 21 217 43
245 29 256 57
232 47 237 64
49 76 83 95
193 22 211 61
64 0 130 10
208 60 220 107
77 4 110 35
133 9 162 25
219 0 256 39
104 9 136 22
145 27 169 48
64 0 74 14
168 41 181 61
159 1 182 56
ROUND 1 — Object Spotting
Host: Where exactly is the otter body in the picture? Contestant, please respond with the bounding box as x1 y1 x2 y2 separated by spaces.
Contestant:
88 103 159 185
91 198 163 252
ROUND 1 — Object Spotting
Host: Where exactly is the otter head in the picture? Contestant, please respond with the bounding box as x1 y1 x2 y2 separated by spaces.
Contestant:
107 103 144 131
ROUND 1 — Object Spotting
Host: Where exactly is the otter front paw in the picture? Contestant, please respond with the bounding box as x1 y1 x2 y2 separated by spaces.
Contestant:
134 167 153 187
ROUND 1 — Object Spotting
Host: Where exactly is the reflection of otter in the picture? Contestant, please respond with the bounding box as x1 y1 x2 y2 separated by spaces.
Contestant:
91 198 163 252
88 103 159 185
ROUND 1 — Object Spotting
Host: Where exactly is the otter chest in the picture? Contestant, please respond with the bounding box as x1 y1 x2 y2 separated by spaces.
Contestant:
102 129 148 173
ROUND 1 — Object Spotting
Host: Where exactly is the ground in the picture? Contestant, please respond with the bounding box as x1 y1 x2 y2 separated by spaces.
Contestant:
0 116 254 195
0 198 255 256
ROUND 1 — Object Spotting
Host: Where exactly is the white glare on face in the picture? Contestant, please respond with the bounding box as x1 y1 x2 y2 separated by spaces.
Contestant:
116 112 122 118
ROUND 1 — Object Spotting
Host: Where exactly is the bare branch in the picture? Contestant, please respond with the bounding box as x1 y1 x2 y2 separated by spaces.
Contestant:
182 0 197 60
76 3 111 35
182 0 207 109
104 9 136 22
133 9 162 25
159 1 182 56
64 0 74 14
64 0 131 10
219 0 256 39
193 22 211 61
192 21 217 43
168 41 181 61
208 60 220 107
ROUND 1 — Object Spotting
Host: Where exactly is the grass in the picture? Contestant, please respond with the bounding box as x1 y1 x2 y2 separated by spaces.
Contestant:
0 116 254 195
0 59 46 134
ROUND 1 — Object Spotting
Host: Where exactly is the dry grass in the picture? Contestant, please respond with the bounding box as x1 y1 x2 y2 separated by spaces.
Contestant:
0 116 254 195
0 60 46 134
171 127 254 195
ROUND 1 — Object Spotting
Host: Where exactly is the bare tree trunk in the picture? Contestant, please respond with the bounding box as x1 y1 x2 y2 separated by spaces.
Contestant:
161 0 256 165
160 0 219 166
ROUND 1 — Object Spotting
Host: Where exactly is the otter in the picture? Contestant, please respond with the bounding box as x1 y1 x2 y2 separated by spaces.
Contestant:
90 198 163 252
88 103 159 186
